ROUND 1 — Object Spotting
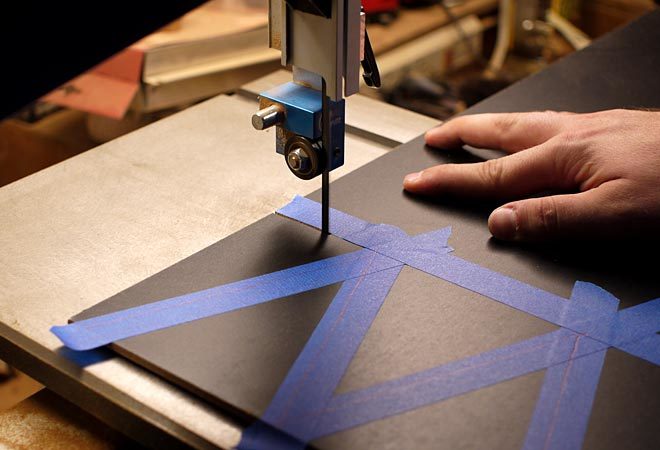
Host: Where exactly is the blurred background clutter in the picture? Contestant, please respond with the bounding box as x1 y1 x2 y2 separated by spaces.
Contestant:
1 0 656 187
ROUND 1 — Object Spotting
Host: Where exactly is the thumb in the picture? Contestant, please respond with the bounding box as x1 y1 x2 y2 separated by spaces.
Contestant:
488 185 622 241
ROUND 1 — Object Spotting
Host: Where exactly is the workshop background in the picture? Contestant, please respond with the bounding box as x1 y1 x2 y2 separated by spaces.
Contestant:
0 0 657 448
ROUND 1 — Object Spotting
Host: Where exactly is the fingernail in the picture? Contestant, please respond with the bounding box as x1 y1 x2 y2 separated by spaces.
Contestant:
489 207 518 240
404 171 422 185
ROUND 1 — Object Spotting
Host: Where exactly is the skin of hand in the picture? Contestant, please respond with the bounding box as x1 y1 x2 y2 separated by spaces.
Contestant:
403 109 660 241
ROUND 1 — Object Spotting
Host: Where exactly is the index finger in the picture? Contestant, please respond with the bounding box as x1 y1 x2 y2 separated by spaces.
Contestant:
425 111 568 153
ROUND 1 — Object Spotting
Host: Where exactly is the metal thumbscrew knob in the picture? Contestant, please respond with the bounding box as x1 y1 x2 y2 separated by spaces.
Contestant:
252 105 285 130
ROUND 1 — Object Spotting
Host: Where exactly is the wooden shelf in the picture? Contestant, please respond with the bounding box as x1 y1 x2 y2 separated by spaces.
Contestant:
368 0 498 55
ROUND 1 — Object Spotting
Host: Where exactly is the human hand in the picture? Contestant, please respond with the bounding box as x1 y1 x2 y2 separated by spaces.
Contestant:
403 109 660 241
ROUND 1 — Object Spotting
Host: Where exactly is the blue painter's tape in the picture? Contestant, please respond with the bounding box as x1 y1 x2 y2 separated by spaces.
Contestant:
615 333 660 365
610 297 660 344
51 249 401 351
523 348 607 450
51 194 659 450
278 195 412 249
263 267 404 438
519 281 620 450
278 197 617 336
395 253 569 324
277 196 660 365
278 198 602 334
239 266 403 448
309 330 607 440
269 195 659 450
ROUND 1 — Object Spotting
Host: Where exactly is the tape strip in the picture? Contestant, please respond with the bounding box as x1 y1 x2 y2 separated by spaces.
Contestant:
522 348 607 450
278 195 394 248
263 267 403 439
309 330 607 440
51 249 401 351
278 197 602 328
277 196 660 365
608 297 660 344
239 266 403 449
615 333 660 364
266 196 659 449
51 195 658 450
240 312 651 446
240 320 636 445
519 281 619 450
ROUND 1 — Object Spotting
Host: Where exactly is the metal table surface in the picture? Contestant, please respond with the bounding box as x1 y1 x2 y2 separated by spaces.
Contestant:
0 73 436 449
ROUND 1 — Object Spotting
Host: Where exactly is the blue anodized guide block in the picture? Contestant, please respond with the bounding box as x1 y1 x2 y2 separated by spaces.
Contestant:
260 82 345 171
